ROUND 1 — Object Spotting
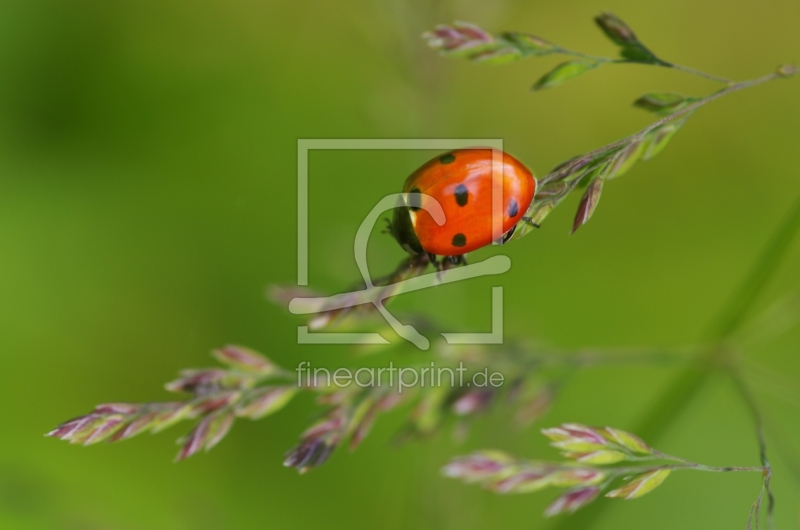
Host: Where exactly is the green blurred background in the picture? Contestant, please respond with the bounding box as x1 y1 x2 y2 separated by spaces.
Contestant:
1 0 799 528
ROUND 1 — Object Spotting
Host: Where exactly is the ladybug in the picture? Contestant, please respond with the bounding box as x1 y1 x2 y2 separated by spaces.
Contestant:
391 148 537 266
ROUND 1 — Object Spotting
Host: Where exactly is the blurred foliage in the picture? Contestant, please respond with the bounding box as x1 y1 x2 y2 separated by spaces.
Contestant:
1 1 799 529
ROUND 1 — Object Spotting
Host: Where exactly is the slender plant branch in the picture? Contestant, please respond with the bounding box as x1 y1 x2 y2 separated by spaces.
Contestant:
650 448 768 474
729 369 776 530
607 463 765 474
661 61 734 84
542 68 795 186
513 460 767 476
551 44 735 84
748 483 766 530
447 424 772 516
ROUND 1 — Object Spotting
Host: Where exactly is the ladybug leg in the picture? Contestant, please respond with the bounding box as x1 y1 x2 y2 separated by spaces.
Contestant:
429 253 450 280
432 255 468 282
522 216 541 228
441 254 467 270
434 256 449 282
497 224 517 245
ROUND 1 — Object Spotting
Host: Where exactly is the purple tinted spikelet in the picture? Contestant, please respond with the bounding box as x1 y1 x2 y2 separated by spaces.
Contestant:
489 469 552 494
188 390 241 417
283 438 334 473
606 469 671 499
47 403 143 445
549 469 606 487
109 411 160 441
423 22 494 55
92 403 141 415
423 22 553 65
452 388 495 416
544 487 601 517
594 12 637 45
441 451 516 482
542 423 653 460
47 415 103 444
176 415 213 461
176 411 238 460
212 345 281 376
284 410 347 473
593 12 662 64
47 345 300 462
542 423 608 450
443 423 682 516
148 403 191 433
571 177 605 234
235 387 297 420
165 369 229 394
602 427 652 455
562 450 627 464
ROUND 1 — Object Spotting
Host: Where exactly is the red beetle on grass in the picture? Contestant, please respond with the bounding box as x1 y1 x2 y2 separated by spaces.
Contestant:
391 148 537 267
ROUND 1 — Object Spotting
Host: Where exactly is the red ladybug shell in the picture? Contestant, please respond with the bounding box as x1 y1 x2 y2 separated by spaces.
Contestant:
401 148 536 256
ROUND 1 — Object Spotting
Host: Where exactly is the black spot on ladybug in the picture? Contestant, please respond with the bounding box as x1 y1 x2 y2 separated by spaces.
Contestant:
507 198 519 218
452 233 467 247
408 187 422 211
454 184 468 207
439 153 456 165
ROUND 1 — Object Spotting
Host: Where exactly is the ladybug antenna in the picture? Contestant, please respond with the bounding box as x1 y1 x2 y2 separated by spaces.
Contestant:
382 217 394 235
522 216 541 229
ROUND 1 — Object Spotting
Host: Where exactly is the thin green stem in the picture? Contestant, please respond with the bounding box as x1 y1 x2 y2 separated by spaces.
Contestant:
650 449 700 466
691 463 766 473
647 449 766 473
662 61 734 84
501 346 692 368
521 461 766 476
747 483 766 530
551 46 735 84
729 369 775 529
610 463 766 474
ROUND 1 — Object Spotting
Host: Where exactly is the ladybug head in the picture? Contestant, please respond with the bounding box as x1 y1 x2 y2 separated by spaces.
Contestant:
389 197 424 257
